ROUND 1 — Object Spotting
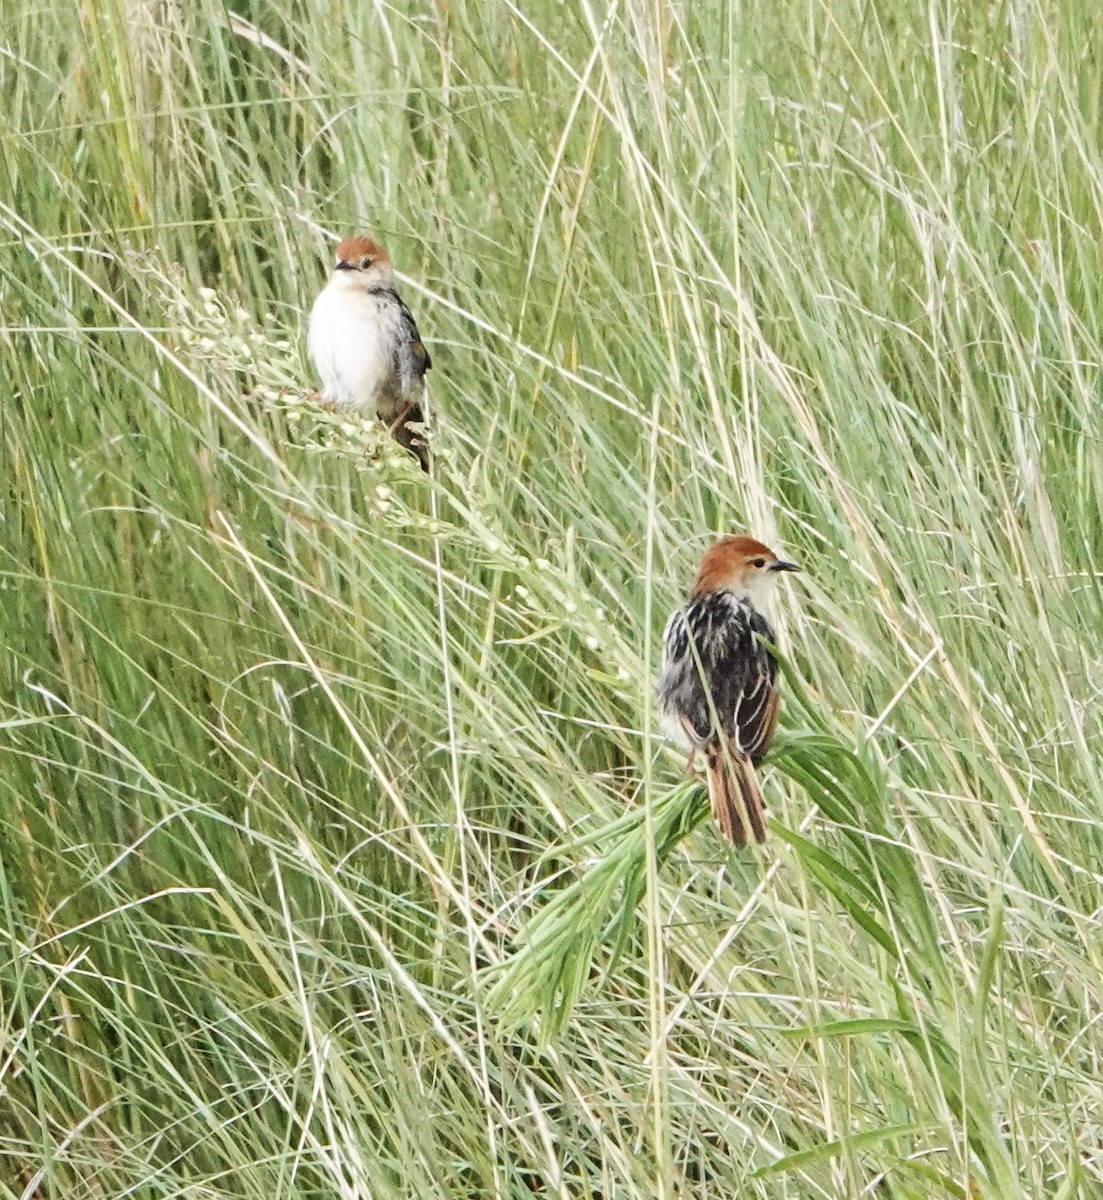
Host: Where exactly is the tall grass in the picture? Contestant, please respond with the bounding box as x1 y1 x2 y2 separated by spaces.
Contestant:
2 0 1102 1195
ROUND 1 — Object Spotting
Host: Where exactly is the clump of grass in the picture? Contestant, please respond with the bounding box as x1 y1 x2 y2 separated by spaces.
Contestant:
485 777 710 1037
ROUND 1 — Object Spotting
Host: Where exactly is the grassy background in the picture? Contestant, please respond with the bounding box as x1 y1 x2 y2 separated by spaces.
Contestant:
3 0 1103 1195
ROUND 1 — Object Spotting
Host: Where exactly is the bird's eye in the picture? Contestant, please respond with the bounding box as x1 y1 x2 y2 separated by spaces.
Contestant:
359 257 374 270
750 558 766 569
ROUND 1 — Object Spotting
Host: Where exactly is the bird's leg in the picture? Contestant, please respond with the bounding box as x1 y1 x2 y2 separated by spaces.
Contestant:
684 748 698 778
387 401 418 436
388 400 431 472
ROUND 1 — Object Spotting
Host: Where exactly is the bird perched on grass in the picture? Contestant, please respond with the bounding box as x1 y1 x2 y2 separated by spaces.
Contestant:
657 535 800 847
308 235 432 471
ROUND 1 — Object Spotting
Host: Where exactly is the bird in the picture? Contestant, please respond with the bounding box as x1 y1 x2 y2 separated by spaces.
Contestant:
307 235 432 471
657 535 800 847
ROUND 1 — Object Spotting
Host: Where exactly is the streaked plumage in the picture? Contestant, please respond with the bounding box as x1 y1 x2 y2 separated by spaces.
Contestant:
308 236 432 470
657 536 799 847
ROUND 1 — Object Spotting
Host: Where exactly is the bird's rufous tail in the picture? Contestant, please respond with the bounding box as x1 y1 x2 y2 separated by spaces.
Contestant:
704 740 767 848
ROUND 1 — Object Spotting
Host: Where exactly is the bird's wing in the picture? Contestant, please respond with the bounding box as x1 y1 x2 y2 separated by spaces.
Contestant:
657 603 711 743
737 672 779 765
720 614 782 763
730 619 780 764
659 606 691 679
397 293 432 374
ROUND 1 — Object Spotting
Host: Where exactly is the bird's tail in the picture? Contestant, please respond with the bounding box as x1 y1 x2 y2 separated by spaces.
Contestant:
705 739 768 848
391 401 431 472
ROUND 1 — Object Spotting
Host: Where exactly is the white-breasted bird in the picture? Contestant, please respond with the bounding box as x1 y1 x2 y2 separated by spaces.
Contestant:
308 235 432 470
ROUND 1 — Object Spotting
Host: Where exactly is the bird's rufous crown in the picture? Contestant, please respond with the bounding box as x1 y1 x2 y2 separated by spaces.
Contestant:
334 236 390 267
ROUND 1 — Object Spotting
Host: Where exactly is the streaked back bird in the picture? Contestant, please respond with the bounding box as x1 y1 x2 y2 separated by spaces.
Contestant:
657 535 800 847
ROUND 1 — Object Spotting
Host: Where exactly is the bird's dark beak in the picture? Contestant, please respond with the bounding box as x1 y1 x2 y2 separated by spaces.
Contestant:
334 260 355 271
770 560 800 573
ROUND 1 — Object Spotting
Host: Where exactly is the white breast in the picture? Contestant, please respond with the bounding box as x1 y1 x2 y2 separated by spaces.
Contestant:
308 285 397 414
